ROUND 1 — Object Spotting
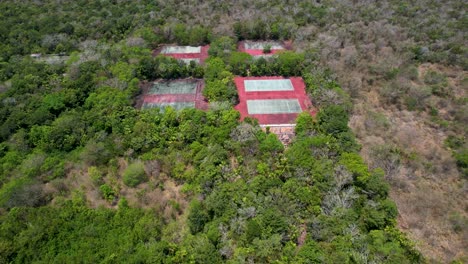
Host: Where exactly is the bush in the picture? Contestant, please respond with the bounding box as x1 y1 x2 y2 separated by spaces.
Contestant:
259 133 284 154
99 184 115 201
448 212 468 233
454 149 468 178
2 180 46 209
424 70 450 97
317 105 350 136
123 161 147 187
295 112 315 137
203 80 238 104
188 200 210 234
88 166 103 186
208 36 237 58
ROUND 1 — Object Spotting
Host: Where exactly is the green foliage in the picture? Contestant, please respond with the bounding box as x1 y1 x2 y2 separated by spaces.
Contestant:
263 44 272 54
227 51 252 76
208 36 237 58
296 240 324 263
205 57 228 81
340 152 371 185
295 112 315 137
0 203 165 263
88 166 103 186
188 200 210 234
203 79 238 104
444 135 468 178
454 149 468 178
138 55 204 80
259 133 284 154
233 19 294 40
361 199 398 230
275 51 305 76
365 168 390 200
99 184 115 201
203 57 238 104
444 135 465 149
317 105 350 136
29 111 85 152
123 161 147 187
0 178 45 209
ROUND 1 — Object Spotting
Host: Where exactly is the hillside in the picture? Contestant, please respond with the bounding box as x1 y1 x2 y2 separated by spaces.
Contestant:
0 0 466 263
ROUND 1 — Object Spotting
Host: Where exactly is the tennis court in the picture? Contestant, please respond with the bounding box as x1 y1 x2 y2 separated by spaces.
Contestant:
149 80 198 94
139 79 209 111
247 99 302 114
180 58 200 64
142 101 195 111
234 76 315 125
244 42 284 50
160 46 201 54
155 45 209 64
244 79 294 92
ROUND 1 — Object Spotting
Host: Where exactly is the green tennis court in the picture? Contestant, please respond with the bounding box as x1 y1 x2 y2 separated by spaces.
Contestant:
244 79 294 92
142 102 195 111
180 58 200 64
246 99 302 114
149 80 198 94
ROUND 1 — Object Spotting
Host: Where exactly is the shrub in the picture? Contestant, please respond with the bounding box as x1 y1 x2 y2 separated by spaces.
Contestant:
208 36 237 58
295 112 315 137
123 161 147 187
424 70 450 97
454 149 468 178
99 184 115 201
448 212 467 233
203 80 238 105
259 133 284 154
444 135 465 149
317 105 350 136
88 166 103 186
188 200 210 234
2 180 46 209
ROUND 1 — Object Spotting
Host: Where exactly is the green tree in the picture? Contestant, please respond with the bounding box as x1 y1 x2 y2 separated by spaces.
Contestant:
295 112 315 137
188 200 210 234
227 51 252 75
208 36 237 58
339 152 371 185
317 105 349 136
123 161 147 187
205 57 227 81
259 133 284 154
275 51 305 76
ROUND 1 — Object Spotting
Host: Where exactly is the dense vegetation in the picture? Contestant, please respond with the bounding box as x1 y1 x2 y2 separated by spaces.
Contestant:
0 0 466 263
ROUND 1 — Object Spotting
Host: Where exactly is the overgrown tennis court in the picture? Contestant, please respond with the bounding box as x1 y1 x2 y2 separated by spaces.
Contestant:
244 79 294 92
138 79 208 111
247 99 302 114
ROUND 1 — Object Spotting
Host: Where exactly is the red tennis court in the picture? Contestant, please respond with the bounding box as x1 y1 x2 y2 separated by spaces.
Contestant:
234 76 315 125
